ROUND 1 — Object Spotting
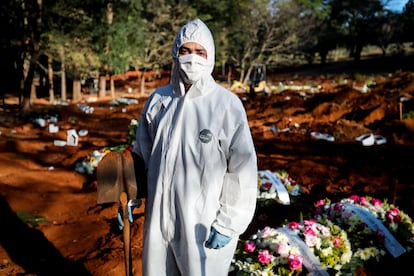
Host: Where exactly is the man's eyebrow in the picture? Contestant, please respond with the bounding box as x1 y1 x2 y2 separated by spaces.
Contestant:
179 45 205 50
179 46 189 51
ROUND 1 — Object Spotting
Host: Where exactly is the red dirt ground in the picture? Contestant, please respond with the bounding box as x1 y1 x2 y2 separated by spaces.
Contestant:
1 58 414 275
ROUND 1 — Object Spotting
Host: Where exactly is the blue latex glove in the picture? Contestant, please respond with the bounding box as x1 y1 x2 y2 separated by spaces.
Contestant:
205 227 232 249
117 199 142 230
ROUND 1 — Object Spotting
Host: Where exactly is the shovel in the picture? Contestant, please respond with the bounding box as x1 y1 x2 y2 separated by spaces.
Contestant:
97 152 123 204
97 151 138 276
97 151 137 204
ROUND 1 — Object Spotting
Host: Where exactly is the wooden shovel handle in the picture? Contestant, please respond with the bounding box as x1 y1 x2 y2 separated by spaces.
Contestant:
120 192 132 276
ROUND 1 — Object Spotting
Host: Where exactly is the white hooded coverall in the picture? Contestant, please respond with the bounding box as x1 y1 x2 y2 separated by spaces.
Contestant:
133 18 257 276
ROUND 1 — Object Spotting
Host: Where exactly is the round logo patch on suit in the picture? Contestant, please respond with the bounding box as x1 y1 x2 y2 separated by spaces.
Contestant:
199 129 212 143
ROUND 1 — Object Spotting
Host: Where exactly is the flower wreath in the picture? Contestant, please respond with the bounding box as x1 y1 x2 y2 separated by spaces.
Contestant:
257 170 303 206
231 219 352 275
313 195 414 274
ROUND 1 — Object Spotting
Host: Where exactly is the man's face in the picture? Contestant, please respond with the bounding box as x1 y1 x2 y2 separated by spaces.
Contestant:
178 42 207 59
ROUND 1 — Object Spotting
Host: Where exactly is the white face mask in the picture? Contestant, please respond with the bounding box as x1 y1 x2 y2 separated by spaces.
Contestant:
178 54 210 84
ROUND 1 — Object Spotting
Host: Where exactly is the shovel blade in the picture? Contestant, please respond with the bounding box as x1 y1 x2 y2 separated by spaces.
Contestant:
122 151 138 200
97 151 124 204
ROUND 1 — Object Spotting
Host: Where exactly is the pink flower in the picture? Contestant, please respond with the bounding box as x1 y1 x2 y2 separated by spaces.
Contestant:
288 221 300 229
277 241 289 255
304 219 316 226
359 197 369 206
304 226 316 237
244 241 256 253
315 199 325 207
349 195 361 202
389 207 400 216
305 234 318 247
394 214 402 223
387 207 401 223
288 177 297 186
257 249 272 264
262 226 274 237
287 254 303 270
319 225 330 236
263 182 272 189
370 198 383 208
333 203 343 212
333 237 342 247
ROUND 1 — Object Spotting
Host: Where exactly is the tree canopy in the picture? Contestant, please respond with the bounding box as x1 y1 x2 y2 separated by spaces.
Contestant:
0 0 412 111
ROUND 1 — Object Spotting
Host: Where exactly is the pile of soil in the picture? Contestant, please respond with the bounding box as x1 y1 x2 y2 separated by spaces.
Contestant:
0 64 414 275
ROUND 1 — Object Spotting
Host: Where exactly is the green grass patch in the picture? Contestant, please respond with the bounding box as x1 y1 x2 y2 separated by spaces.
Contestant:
17 211 50 227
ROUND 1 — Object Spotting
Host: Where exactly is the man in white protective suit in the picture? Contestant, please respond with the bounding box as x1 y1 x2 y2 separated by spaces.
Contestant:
132 18 258 276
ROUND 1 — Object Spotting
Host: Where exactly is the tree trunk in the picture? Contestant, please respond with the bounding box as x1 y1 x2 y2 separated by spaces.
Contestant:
244 65 253 85
30 79 37 104
60 46 67 101
73 78 82 101
101 2 113 99
110 75 115 98
140 71 145 96
22 67 34 112
48 55 54 103
353 43 363 63
319 49 328 66
227 66 232 87
21 0 43 113
239 61 246 83
99 75 106 98
26 58 36 104
381 47 387 57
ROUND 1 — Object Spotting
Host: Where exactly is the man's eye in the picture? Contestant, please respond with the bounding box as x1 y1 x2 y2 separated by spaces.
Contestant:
197 51 207 58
